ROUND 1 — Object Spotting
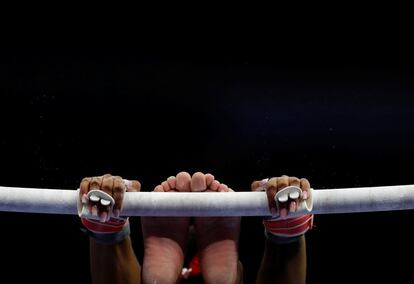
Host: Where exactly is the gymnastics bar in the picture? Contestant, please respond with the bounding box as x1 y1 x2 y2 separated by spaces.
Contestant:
0 185 414 217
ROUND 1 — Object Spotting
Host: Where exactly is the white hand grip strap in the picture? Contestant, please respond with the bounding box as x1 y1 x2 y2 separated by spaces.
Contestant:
263 186 314 241
77 189 115 220
76 179 132 221
78 188 129 236
273 186 313 219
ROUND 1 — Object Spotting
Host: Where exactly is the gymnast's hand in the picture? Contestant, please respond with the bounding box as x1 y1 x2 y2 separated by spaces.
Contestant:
251 175 313 241
78 174 140 243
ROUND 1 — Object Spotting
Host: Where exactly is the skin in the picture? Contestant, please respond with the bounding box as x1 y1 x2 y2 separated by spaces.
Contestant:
251 175 310 284
141 171 242 284
80 174 142 284
80 173 308 284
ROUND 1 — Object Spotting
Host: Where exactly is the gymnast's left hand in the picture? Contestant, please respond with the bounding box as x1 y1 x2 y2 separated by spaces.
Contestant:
79 174 140 235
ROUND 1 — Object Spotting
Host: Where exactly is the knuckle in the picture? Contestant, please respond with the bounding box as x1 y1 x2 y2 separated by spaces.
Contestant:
81 177 91 183
101 183 112 191
290 177 300 183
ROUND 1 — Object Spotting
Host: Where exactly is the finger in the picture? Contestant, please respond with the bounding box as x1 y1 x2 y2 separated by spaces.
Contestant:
81 194 88 204
251 178 269 191
120 177 140 192
289 200 297 213
89 190 113 222
266 177 278 211
129 180 141 192
288 176 301 200
175 171 191 192
274 176 290 216
191 172 207 192
99 211 109 223
101 175 114 195
288 176 300 187
97 203 111 222
112 175 123 188
87 193 103 218
300 178 311 200
95 176 113 222
276 177 290 202
91 205 98 217
276 175 289 191
251 180 262 191
89 176 103 191
113 178 126 213
79 177 91 200
280 207 288 218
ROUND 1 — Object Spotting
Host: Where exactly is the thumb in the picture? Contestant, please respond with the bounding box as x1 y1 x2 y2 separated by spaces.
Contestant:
124 179 141 192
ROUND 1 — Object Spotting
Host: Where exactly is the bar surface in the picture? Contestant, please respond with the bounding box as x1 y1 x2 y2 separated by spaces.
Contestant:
1 185 414 216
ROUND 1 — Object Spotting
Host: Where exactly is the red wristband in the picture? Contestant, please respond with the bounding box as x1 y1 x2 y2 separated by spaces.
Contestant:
264 214 314 238
81 217 128 234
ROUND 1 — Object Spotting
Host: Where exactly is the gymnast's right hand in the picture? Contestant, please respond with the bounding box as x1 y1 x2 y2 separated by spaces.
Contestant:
78 174 141 243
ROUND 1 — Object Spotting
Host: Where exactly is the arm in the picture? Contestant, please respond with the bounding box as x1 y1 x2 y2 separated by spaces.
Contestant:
90 236 141 284
79 174 142 284
256 236 306 284
252 176 312 284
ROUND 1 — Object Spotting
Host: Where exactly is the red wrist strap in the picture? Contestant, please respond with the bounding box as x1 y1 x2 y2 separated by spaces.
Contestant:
81 218 127 234
264 214 314 238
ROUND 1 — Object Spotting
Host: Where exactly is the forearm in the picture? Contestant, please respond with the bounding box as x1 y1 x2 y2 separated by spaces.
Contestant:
256 235 306 284
90 236 141 284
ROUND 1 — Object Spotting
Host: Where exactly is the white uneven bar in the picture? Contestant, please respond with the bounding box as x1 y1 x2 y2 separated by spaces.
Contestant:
0 185 414 216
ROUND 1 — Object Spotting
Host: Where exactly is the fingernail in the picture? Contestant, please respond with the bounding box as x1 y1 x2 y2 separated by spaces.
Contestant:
81 194 89 204
289 202 297 212
113 209 120 218
99 212 107 223
91 206 98 217
302 191 308 200
124 179 132 189
81 206 90 217
280 208 287 218
260 178 269 186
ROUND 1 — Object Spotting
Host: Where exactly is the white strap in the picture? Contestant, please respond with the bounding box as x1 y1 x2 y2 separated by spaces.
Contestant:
77 189 115 220
273 186 313 220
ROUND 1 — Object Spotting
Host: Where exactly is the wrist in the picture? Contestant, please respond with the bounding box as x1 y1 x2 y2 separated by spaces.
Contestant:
81 219 131 245
263 214 313 244
264 229 301 244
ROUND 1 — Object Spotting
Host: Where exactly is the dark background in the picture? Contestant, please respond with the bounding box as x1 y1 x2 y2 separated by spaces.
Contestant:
1 48 414 283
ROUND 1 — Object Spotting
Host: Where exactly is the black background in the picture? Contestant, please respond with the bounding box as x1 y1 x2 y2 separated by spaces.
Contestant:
1 47 414 283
